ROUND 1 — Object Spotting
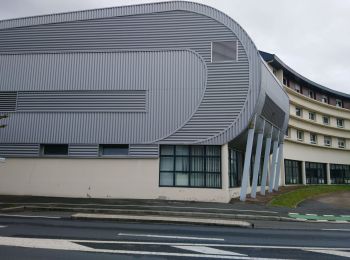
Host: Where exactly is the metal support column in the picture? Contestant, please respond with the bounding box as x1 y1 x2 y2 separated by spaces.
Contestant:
251 121 265 199
260 127 273 196
269 137 279 193
239 118 256 201
326 163 331 185
274 142 284 191
302 161 306 185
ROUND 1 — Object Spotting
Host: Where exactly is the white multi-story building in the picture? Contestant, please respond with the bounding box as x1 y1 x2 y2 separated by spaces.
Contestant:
261 51 350 186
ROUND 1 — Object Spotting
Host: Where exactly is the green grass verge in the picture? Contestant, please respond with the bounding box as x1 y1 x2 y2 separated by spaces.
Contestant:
269 185 350 208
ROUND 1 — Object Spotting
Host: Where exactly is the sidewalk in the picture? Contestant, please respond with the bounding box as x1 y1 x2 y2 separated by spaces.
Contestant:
0 194 294 228
1 188 348 226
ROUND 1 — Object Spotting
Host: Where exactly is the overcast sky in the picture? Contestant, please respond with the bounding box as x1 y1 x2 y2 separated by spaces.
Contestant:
0 0 349 94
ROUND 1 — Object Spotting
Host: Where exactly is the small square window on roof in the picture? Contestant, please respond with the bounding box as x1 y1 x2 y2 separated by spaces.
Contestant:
211 41 237 62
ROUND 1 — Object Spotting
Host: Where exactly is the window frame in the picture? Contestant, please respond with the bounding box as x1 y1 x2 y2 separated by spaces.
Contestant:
296 130 304 141
321 95 328 104
310 133 317 144
338 138 346 149
159 145 222 189
295 107 302 117
41 144 69 156
99 144 129 156
322 115 330 125
336 99 343 108
308 112 316 121
324 136 332 147
336 118 344 128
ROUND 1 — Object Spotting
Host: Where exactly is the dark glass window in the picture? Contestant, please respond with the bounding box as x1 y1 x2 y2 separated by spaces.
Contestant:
229 149 243 187
330 164 350 184
100 144 128 156
211 41 237 62
42 144 68 156
159 145 221 188
284 159 302 185
305 162 327 184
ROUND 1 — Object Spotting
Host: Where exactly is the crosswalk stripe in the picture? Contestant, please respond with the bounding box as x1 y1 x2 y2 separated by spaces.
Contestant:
305 249 350 258
174 245 246 256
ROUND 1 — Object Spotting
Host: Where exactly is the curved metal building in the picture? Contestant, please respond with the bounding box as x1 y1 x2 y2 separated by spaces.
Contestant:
0 2 289 202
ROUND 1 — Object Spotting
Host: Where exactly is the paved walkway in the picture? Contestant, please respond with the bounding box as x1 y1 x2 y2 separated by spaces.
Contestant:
0 190 349 225
287 191 350 223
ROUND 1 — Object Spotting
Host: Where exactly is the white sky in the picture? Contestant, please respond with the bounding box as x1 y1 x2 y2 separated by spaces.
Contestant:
0 0 349 94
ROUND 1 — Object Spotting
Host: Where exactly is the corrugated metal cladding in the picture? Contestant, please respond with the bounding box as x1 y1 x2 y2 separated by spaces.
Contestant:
0 1 270 156
16 91 147 112
0 50 206 144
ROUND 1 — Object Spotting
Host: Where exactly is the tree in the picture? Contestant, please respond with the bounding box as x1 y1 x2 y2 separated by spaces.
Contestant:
0 114 8 128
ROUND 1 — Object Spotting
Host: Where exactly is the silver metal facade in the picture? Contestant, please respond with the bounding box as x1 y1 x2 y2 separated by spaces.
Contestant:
0 1 288 158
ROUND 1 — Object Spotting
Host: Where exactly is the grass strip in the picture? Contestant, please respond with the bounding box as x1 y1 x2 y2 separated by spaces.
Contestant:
269 185 350 208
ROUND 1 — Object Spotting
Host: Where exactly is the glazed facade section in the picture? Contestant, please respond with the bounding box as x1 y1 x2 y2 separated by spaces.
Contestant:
0 2 289 202
261 51 350 185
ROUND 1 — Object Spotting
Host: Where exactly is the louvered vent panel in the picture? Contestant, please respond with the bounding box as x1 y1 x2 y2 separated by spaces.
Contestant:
129 144 159 157
0 143 39 157
0 92 17 112
261 95 285 129
68 144 99 157
16 91 146 112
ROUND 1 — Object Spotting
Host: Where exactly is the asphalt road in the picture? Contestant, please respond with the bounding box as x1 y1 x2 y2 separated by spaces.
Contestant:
0 214 349 259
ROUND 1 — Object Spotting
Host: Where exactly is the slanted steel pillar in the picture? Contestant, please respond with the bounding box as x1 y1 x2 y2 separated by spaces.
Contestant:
251 121 265 199
239 118 256 201
273 142 284 191
269 136 279 193
260 127 273 196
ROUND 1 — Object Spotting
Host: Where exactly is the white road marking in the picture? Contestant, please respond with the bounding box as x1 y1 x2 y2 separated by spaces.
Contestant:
118 233 224 241
174 245 245 256
0 225 7 228
296 218 306 221
323 215 334 217
305 249 350 258
306 214 317 216
0 236 286 260
0 236 91 251
322 229 350 232
316 220 328 222
69 239 350 251
0 214 60 219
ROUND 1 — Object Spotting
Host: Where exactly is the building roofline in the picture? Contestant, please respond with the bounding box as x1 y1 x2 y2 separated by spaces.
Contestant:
259 50 350 99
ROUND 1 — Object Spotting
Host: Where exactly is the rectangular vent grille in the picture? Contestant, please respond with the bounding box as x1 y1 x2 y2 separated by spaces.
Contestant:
16 91 146 112
261 95 285 129
0 92 17 112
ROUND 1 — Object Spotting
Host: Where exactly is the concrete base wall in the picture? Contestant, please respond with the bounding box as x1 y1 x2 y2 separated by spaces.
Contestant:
284 141 350 164
0 158 231 203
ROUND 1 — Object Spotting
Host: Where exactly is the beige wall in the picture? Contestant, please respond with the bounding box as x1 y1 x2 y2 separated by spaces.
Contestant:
284 141 350 164
0 158 231 203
